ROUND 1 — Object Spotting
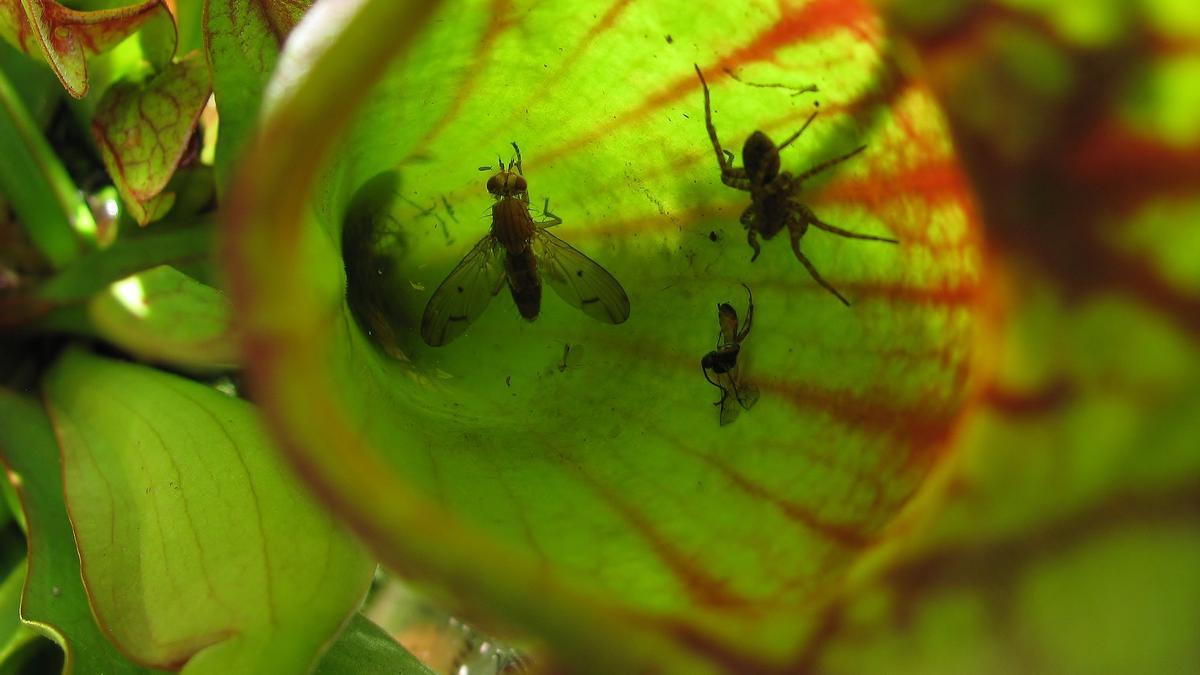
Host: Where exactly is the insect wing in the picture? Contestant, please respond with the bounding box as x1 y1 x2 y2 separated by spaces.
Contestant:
420 235 505 346
533 229 630 324
734 378 760 411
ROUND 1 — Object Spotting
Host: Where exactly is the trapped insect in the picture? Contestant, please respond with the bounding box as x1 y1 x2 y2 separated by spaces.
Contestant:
694 64 898 306
701 284 759 426
420 143 630 346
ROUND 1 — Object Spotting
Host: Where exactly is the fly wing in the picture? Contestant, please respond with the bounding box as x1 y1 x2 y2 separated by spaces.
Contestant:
420 235 505 346
533 229 630 324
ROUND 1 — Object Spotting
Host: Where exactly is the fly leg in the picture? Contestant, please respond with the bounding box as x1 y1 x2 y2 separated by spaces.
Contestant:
789 216 851 306
537 198 562 228
702 361 730 407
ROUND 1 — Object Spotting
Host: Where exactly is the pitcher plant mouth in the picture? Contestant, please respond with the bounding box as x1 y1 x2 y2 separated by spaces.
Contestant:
223 0 987 671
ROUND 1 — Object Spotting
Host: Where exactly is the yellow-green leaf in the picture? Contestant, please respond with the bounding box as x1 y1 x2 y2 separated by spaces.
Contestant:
42 350 374 673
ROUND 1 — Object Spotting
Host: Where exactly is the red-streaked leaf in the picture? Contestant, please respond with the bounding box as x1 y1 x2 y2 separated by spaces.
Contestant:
0 0 174 98
222 0 984 671
780 0 1200 672
91 51 211 225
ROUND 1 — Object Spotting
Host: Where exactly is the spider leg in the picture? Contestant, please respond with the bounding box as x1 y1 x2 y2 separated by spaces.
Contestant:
744 214 762 262
694 64 755 192
721 168 752 191
776 108 820 152
794 144 868 184
805 207 897 243
737 283 753 342
789 221 851 306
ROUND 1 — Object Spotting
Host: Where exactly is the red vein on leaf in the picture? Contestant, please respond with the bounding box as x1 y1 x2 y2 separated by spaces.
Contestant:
407 0 514 159
167 382 279 626
566 463 757 609
515 0 637 111
537 0 877 166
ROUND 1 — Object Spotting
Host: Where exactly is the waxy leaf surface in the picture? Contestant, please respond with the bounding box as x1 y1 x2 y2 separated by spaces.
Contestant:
223 0 983 671
42 350 374 674
0 0 173 98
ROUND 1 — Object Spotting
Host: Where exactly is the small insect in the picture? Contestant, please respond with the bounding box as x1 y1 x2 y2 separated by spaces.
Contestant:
420 143 631 346
694 64 898 306
701 284 759 425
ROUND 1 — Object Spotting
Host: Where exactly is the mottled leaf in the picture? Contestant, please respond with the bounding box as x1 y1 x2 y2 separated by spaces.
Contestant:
222 0 983 672
92 51 212 225
0 389 158 674
0 0 174 98
42 350 374 673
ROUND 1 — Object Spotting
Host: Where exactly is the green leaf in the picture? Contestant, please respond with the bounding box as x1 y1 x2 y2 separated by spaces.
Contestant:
85 264 239 369
0 389 158 674
222 0 982 671
0 0 174 98
313 614 436 675
0 60 89 268
42 350 374 673
35 222 211 304
203 0 311 186
91 51 211 225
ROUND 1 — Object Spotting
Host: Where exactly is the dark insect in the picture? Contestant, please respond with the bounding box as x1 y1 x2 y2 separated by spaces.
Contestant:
420 142 631 346
694 64 898 306
701 284 759 425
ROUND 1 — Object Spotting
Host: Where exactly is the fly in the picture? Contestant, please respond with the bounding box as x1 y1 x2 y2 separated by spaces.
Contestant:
694 64 898 306
701 284 759 425
420 143 631 346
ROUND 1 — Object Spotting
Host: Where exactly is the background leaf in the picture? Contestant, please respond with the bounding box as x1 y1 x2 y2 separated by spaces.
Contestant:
85 264 239 369
42 350 374 673
91 50 212 225
223 0 983 671
0 389 158 674
313 613 436 675
0 0 174 98
203 0 311 186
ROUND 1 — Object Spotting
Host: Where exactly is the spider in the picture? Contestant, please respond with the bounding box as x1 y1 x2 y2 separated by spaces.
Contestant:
693 64 898 306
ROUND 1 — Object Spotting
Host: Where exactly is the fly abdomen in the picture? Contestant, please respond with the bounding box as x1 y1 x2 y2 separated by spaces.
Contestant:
505 248 541 320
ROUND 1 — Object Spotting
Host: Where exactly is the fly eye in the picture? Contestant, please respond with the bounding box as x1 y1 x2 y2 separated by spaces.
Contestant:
512 175 527 192
486 174 502 194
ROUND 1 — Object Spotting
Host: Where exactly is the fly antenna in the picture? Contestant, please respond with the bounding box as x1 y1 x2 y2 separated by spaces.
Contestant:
510 141 523 175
